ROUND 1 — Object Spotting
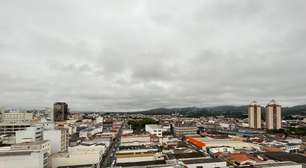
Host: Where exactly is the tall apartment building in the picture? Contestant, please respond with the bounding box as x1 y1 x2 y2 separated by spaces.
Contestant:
266 99 282 130
53 102 69 122
248 101 261 129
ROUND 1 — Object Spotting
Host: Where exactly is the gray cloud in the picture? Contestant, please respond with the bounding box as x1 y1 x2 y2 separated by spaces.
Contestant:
1 0 306 111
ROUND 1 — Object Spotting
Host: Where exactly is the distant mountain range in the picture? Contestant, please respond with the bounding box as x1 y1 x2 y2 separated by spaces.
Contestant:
130 105 306 118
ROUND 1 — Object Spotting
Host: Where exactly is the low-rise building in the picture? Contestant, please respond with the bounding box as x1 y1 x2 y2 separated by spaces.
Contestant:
181 158 227 168
112 121 123 130
207 146 235 154
11 140 51 155
50 144 105 168
122 129 133 135
115 160 170 168
79 125 103 139
173 126 198 137
254 161 302 168
145 124 164 138
262 140 302 153
121 134 151 146
263 152 306 165
196 137 260 152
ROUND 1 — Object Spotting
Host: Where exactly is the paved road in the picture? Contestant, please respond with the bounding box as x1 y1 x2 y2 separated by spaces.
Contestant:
98 123 123 168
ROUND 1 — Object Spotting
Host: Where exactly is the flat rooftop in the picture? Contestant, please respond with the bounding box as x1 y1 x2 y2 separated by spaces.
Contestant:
196 137 260 149
0 123 31 125
182 158 225 164
13 140 49 146
146 124 162 129
57 164 93 168
254 161 302 168
263 152 306 164
167 152 205 160
116 160 166 167
0 151 32 156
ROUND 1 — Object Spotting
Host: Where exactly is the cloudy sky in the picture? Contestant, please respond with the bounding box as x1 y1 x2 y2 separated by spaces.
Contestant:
1 0 306 111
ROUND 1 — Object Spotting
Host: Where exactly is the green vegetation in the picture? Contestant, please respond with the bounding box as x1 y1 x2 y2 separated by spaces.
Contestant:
267 127 306 136
128 118 159 133
287 127 306 136
129 105 306 119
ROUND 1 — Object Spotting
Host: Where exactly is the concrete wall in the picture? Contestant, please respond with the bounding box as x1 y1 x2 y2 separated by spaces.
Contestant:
0 151 46 168
44 129 61 154
248 104 261 129
16 126 43 143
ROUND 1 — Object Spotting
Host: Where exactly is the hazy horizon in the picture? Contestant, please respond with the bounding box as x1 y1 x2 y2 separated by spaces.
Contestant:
1 101 305 113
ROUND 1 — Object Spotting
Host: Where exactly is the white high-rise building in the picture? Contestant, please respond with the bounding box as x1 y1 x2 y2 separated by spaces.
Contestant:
15 125 43 143
266 99 282 130
0 140 50 168
43 107 53 122
43 128 69 154
0 112 33 124
0 112 33 136
248 101 261 129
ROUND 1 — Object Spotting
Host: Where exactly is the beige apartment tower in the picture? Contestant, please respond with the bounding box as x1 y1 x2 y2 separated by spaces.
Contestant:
265 99 282 130
248 101 261 129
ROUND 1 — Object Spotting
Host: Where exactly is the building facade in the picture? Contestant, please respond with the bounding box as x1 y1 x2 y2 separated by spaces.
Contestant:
248 101 262 129
0 141 50 168
11 140 51 155
53 102 69 122
15 125 43 143
0 112 33 124
173 126 198 137
0 112 32 137
266 100 282 130
145 124 164 138
43 128 69 154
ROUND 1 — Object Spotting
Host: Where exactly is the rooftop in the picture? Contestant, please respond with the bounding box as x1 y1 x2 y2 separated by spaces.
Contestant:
0 151 32 156
13 140 49 146
254 161 301 168
196 137 260 149
116 160 166 167
146 124 162 129
267 99 281 106
250 101 259 106
263 152 306 163
182 158 225 164
167 152 205 160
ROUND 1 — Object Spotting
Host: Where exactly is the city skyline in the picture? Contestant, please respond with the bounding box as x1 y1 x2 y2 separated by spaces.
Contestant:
0 99 302 113
1 1 306 111
1 1 306 168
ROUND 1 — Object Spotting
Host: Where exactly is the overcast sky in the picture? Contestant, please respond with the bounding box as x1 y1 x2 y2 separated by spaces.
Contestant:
1 0 306 111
